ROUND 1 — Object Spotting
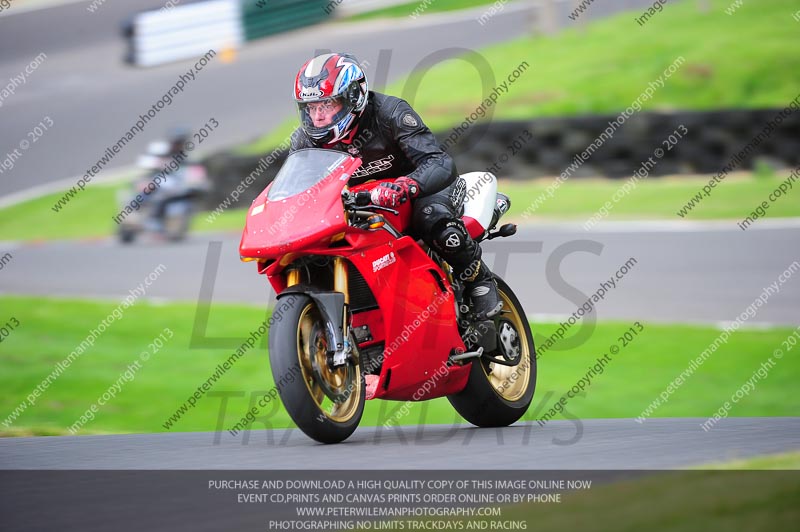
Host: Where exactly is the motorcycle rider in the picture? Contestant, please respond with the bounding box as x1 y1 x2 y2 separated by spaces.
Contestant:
146 128 190 227
289 52 502 319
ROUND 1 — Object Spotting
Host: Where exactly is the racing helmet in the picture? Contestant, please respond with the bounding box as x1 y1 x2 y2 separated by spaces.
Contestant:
136 140 172 170
294 52 369 145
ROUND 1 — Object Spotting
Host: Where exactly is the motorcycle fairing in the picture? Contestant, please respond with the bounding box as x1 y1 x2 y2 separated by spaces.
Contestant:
343 236 470 401
241 150 472 402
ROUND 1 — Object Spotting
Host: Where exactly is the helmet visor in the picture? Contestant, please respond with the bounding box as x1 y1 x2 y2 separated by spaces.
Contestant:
297 95 355 139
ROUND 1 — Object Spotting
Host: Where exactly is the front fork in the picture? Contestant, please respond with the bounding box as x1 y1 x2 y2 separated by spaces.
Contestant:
332 257 352 367
285 257 352 368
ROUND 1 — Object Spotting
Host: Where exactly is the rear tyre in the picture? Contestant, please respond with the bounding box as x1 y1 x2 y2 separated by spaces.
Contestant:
448 276 536 427
269 294 364 444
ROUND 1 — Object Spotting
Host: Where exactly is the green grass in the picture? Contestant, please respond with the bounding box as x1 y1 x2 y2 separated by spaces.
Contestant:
379 453 799 530
1 296 797 437
0 182 246 241
242 0 800 153
0 184 123 241
503 170 800 221
396 0 800 130
5 0 796 241
3 171 798 241
697 451 800 470
344 0 500 21
465 467 800 531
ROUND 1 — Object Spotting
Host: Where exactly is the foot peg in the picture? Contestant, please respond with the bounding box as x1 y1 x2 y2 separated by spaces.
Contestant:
450 347 484 362
479 301 504 320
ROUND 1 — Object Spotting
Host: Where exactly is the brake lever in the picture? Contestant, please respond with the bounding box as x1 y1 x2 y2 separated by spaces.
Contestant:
362 204 399 216
343 192 399 216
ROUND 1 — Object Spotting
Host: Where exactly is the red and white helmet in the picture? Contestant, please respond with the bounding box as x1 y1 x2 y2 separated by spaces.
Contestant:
294 53 369 145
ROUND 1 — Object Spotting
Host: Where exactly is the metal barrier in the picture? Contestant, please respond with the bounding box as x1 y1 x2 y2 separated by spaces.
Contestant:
126 0 332 67
127 0 242 67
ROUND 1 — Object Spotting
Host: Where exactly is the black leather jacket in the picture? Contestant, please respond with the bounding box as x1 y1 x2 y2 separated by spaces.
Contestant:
289 91 457 197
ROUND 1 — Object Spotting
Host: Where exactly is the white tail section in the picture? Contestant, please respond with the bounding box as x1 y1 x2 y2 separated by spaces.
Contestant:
460 171 497 232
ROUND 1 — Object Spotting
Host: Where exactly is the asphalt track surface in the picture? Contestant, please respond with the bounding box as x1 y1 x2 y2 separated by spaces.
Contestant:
1 224 798 325
1 418 798 469
0 0 661 197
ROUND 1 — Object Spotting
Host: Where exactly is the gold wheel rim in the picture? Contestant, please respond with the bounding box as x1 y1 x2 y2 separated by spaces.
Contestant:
296 304 361 423
481 288 531 402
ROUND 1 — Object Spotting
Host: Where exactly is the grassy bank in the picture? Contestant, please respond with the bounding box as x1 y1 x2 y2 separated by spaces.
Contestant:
2 171 798 241
345 0 500 21
244 0 800 153
1 296 797 436
502 170 800 222
467 466 800 531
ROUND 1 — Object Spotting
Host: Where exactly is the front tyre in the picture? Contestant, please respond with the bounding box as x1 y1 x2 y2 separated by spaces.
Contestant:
118 226 136 244
448 276 536 427
269 294 364 444
163 203 191 242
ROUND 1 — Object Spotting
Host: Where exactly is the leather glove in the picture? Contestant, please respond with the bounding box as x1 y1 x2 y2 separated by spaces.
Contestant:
370 176 420 208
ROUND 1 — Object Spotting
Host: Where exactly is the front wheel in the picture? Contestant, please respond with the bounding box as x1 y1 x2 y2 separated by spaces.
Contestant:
269 294 364 444
448 276 536 427
118 224 137 244
163 204 191 242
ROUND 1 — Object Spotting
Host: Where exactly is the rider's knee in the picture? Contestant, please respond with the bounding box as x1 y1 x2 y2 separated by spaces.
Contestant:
431 219 469 257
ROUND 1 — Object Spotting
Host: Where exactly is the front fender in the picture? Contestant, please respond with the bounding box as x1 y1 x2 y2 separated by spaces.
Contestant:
277 285 345 356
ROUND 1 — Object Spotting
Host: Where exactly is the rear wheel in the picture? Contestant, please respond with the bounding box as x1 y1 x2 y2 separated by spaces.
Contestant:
448 276 536 427
269 294 364 444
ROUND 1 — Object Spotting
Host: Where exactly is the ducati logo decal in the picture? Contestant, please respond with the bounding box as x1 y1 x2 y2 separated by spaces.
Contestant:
402 114 418 128
372 251 396 272
445 234 461 248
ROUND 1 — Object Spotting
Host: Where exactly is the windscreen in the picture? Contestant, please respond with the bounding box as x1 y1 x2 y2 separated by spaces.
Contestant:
267 149 349 201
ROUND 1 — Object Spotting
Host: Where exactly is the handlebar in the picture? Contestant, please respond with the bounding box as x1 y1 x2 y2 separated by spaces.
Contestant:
342 191 399 216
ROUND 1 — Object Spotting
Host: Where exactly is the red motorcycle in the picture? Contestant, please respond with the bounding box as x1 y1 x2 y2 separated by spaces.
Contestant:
240 149 535 443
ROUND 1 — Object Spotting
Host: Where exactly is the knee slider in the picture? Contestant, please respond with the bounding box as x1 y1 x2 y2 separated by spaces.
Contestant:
433 220 468 255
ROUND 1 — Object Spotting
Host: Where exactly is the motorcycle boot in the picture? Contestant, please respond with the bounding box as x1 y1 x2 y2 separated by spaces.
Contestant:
460 258 503 321
417 193 503 321
433 219 502 320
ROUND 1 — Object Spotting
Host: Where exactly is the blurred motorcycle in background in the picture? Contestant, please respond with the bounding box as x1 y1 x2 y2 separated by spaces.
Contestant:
117 138 210 244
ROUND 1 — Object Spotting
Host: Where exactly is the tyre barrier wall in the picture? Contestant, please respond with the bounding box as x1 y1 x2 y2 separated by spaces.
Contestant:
448 109 800 180
125 0 331 67
201 108 800 209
